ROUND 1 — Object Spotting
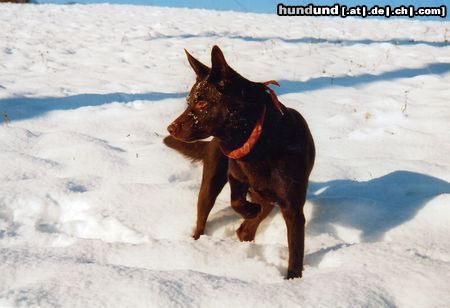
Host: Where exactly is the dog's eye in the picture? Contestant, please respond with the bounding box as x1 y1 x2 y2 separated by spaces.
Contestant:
194 100 208 109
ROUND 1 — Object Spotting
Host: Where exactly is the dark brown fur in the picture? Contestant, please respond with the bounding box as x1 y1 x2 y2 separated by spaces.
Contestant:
164 46 315 279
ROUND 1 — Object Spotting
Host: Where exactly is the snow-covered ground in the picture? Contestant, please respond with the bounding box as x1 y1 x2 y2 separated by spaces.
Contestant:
1 4 450 307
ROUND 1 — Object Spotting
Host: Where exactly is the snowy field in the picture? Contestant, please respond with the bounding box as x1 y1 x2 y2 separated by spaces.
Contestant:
1 3 450 307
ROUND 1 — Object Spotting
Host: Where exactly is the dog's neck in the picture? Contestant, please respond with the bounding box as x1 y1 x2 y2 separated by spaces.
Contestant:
220 106 266 159
218 91 284 159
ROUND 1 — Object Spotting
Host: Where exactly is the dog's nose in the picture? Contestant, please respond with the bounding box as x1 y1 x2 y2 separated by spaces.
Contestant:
167 122 178 135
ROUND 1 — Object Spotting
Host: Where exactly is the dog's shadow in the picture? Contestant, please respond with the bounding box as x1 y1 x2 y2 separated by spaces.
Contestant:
307 170 450 242
206 170 450 269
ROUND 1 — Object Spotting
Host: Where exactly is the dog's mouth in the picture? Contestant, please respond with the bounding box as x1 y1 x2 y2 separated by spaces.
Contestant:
168 133 202 143
167 125 211 143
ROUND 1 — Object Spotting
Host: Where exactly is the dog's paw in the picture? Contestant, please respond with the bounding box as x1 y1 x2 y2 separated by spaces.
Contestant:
192 231 203 240
285 269 302 280
236 222 256 242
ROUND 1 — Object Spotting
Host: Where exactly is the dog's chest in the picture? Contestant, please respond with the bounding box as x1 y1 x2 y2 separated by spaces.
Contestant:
230 159 276 191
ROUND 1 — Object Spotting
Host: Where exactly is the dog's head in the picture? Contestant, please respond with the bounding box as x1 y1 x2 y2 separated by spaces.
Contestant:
167 46 265 142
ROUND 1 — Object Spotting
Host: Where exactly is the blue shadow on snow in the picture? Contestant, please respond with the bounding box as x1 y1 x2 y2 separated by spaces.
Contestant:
0 91 187 122
151 33 450 48
2 63 449 121
307 170 450 243
276 62 450 94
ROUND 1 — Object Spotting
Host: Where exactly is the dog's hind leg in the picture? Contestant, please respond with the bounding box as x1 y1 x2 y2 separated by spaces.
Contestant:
280 185 308 279
193 141 228 239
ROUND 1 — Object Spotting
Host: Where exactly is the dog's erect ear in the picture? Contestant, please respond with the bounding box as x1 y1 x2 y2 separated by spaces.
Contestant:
185 49 209 80
209 45 229 84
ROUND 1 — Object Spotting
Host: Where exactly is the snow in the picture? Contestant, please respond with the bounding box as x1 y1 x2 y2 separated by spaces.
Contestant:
1 3 450 307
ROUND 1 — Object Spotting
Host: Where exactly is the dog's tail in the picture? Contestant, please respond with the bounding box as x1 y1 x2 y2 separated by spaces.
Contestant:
163 136 208 162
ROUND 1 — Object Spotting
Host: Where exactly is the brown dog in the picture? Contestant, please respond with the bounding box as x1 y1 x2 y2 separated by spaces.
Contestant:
164 46 315 279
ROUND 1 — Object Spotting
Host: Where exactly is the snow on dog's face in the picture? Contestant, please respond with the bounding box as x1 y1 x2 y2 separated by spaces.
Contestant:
167 46 262 143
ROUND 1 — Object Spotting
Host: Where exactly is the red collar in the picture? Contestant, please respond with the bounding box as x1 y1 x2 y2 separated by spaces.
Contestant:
221 80 284 159
221 105 266 159
263 80 285 115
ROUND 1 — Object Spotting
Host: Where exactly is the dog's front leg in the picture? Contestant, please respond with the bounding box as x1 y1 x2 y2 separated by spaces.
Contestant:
193 152 228 240
228 175 261 219
236 190 274 242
